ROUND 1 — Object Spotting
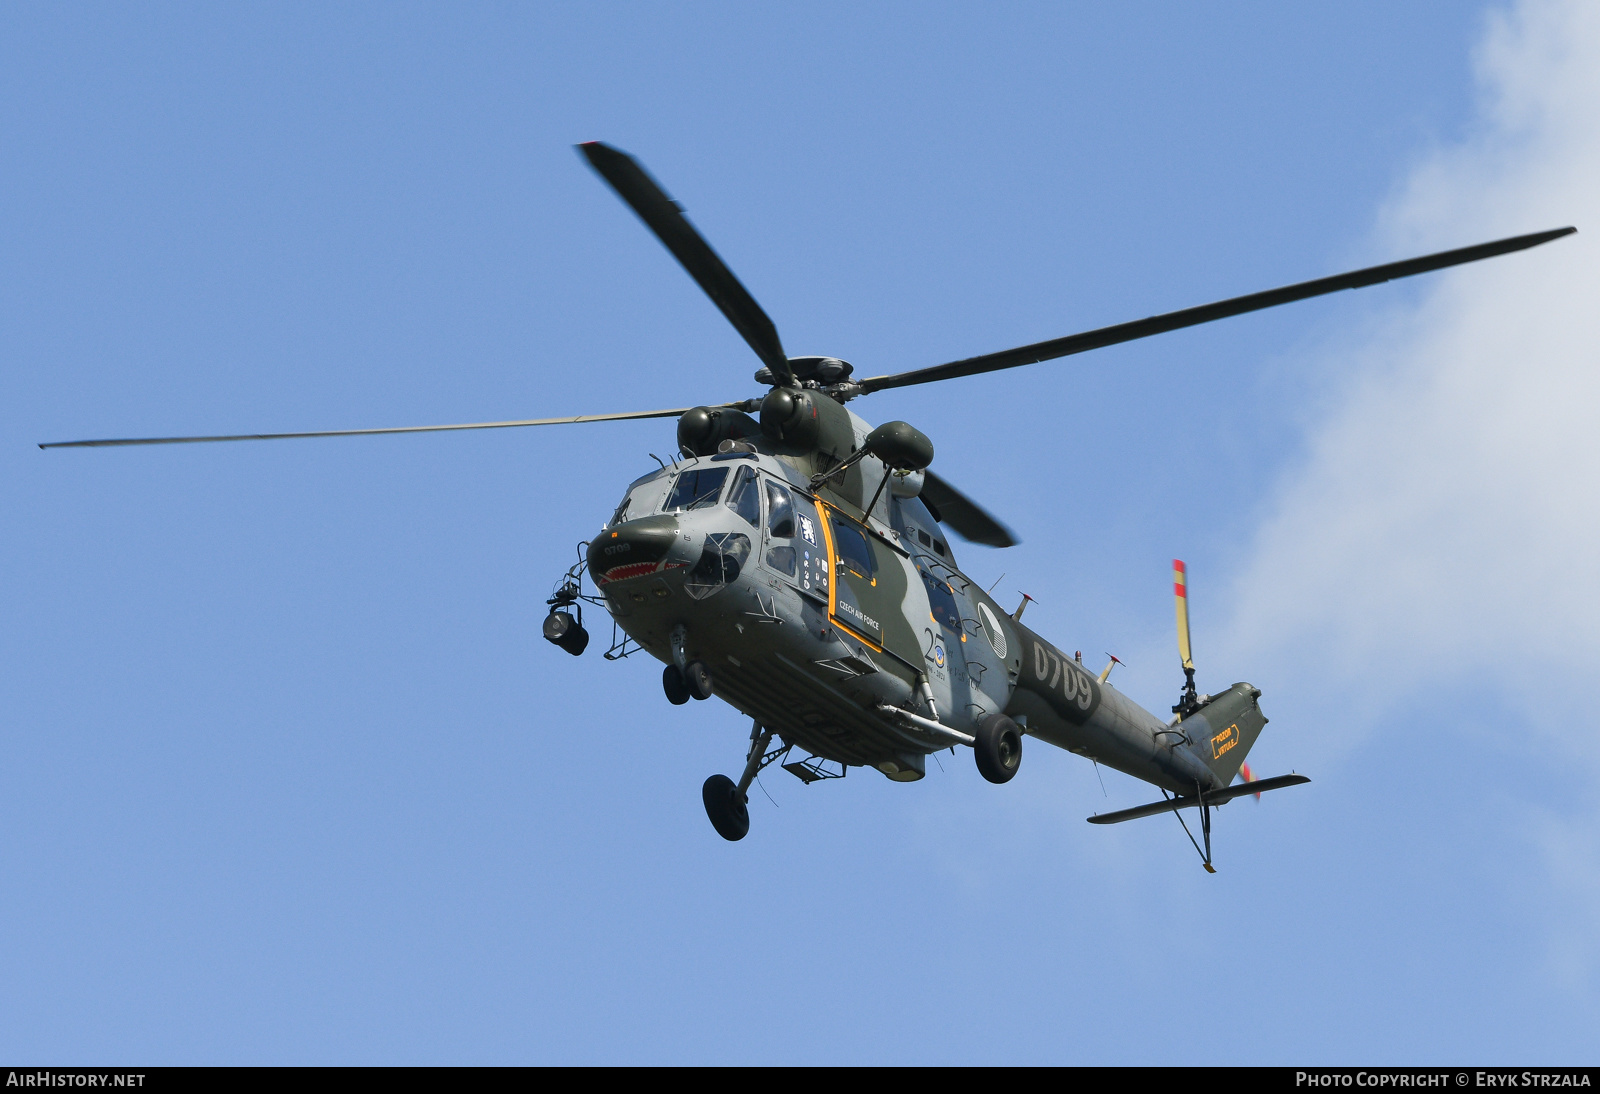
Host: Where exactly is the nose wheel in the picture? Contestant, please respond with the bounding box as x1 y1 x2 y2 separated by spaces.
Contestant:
663 664 690 705
663 660 714 705
684 660 714 700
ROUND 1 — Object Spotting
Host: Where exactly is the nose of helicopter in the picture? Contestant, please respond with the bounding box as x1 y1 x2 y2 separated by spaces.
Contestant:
587 514 684 587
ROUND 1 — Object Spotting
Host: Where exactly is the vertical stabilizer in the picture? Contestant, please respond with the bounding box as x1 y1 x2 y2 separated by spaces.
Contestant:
1186 683 1268 788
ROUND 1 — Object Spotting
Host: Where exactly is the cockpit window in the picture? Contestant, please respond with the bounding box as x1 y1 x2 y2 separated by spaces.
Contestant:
609 468 672 526
727 465 761 527
664 467 729 512
830 515 875 579
765 479 795 538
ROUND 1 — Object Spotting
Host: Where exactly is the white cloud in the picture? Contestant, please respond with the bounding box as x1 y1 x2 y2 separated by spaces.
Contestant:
1224 0 1600 979
1229 0 1600 730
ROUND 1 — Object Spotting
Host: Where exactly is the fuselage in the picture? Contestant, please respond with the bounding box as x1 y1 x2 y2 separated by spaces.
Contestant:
588 407 1258 793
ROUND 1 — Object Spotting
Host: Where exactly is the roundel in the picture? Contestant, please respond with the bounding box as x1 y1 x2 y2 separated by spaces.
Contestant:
976 602 1008 659
932 638 946 668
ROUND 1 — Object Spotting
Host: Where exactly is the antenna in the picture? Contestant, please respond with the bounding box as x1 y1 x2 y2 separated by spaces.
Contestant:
1098 653 1123 684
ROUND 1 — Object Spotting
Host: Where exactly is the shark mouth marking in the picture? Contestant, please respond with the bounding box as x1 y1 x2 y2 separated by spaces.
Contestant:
596 560 687 586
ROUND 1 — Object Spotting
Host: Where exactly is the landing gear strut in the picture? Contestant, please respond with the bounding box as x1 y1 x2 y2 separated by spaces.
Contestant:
702 721 788 841
1164 782 1219 873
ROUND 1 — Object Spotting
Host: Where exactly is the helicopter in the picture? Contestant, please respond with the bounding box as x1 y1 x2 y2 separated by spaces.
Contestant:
42 142 1574 868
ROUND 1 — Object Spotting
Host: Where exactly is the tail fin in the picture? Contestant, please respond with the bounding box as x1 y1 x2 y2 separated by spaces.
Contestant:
1166 561 1267 785
1189 682 1268 787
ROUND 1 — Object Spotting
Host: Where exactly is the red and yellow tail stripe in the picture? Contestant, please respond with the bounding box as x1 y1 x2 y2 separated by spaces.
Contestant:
1174 559 1194 671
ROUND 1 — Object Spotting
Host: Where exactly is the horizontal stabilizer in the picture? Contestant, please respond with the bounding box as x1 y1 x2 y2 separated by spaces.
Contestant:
1086 773 1310 825
1203 773 1309 806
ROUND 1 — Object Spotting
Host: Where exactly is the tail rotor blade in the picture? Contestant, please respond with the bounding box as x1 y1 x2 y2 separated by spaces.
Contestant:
1174 559 1194 672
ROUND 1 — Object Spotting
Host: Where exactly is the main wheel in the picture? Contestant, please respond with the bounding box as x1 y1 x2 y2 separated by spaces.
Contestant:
702 774 750 841
662 664 690 705
685 659 714 701
974 713 1023 784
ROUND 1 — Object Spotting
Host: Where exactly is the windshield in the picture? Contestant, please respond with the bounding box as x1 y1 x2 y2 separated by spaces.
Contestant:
663 467 729 512
608 469 671 526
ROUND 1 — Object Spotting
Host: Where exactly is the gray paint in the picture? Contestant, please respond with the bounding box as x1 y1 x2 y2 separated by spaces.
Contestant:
593 418 1273 792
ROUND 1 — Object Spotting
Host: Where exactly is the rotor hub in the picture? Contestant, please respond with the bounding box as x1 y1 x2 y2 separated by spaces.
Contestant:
755 356 853 387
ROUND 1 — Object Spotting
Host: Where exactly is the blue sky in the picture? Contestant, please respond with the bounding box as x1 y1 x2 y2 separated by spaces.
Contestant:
4 1 1596 1063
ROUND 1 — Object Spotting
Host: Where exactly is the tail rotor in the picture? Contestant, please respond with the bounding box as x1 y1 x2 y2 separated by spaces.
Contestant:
1239 761 1262 801
1172 559 1200 717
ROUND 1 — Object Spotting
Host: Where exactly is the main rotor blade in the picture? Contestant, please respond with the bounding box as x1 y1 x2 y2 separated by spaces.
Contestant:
578 141 792 385
859 226 1577 394
39 405 728 449
920 469 1018 548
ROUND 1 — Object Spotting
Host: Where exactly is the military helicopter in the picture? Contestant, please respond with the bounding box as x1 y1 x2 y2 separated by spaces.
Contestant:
42 142 1574 868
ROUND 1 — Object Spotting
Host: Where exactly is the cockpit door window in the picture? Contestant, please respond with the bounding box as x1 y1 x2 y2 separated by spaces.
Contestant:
727 465 762 527
761 478 796 576
765 479 795 538
821 504 889 649
760 477 827 598
829 516 876 580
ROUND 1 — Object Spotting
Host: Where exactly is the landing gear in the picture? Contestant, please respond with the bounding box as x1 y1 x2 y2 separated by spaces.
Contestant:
684 660 714 700
701 774 749 841
665 624 713 701
974 713 1023 784
664 660 712 704
1163 783 1219 873
663 664 690 705
702 721 788 841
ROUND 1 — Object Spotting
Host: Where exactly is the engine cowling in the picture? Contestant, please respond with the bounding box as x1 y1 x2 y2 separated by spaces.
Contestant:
758 386 856 462
677 406 761 457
